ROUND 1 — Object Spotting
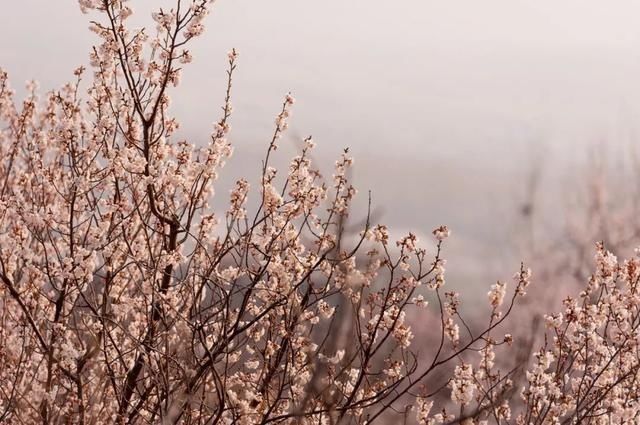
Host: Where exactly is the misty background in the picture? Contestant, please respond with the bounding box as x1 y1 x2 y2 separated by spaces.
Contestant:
3 0 640 289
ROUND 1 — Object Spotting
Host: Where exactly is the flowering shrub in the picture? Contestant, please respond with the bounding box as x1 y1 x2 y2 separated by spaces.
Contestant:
2 1 640 424
519 243 640 424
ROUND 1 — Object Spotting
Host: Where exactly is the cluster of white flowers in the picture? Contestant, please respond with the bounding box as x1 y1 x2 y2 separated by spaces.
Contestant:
432 225 451 241
488 280 507 309
450 363 476 405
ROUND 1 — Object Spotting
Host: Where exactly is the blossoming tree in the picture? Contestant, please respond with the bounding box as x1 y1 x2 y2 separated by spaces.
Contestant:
2 1 640 424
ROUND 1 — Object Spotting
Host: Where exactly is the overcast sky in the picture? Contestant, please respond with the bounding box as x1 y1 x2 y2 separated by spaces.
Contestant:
3 0 640 284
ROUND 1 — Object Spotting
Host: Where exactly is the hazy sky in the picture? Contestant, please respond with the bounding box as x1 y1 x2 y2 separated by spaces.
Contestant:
3 0 640 284
4 1 640 158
